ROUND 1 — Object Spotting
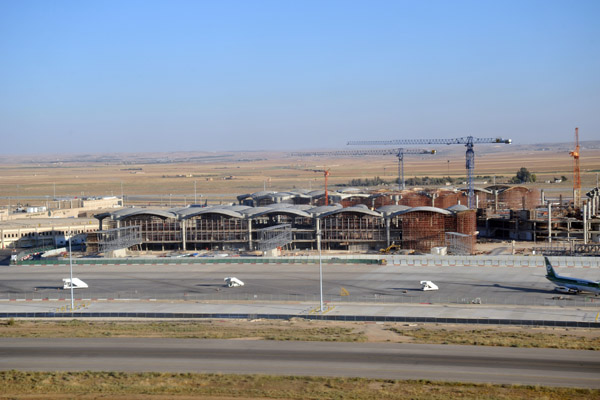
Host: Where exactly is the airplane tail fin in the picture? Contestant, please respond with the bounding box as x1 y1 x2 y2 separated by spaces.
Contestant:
544 257 556 277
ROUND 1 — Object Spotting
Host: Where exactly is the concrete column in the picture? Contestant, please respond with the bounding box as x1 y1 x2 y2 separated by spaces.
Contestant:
386 218 390 247
548 202 552 243
181 219 187 251
494 190 498 213
315 217 320 250
248 219 253 251
583 203 588 245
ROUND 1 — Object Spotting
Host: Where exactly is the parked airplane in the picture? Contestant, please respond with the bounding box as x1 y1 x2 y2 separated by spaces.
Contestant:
545 257 600 295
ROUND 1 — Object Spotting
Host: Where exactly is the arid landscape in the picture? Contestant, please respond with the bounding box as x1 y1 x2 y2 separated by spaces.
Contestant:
1 141 599 208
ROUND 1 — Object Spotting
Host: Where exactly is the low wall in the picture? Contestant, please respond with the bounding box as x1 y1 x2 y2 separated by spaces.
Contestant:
1 312 599 328
14 254 600 268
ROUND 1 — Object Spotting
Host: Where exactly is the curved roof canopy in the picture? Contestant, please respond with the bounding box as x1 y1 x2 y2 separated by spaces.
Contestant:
177 205 249 220
307 204 343 217
457 187 493 194
241 204 312 219
107 208 178 221
389 206 452 218
376 205 411 216
446 204 470 213
319 205 382 218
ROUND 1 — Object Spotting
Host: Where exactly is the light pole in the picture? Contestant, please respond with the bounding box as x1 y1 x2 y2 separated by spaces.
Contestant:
317 226 324 312
194 181 197 204
68 230 74 311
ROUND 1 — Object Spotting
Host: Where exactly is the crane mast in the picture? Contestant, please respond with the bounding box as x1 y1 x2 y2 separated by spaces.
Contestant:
304 169 331 205
347 136 511 209
292 148 436 190
570 127 581 208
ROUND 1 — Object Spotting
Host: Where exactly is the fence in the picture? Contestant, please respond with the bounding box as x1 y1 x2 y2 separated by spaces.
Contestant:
2 291 599 308
14 254 600 268
0 311 598 328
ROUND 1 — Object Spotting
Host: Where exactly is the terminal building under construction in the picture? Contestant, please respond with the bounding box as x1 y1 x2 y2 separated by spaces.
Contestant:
91 184 600 256
92 187 517 255
88 180 600 256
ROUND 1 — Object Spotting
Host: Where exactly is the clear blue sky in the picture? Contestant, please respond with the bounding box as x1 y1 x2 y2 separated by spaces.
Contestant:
1 0 598 154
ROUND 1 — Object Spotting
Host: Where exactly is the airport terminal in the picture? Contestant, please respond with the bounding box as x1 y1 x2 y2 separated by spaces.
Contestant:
3 184 600 258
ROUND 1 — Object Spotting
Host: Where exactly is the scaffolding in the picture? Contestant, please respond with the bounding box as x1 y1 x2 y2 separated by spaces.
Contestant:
401 211 448 252
257 224 292 251
97 226 142 253
321 214 386 249
445 232 475 255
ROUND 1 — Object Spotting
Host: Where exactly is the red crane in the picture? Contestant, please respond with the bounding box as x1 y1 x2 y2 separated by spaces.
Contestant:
570 127 581 208
308 169 331 205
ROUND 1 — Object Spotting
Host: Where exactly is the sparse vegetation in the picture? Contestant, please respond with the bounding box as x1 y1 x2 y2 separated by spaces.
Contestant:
345 176 460 187
387 327 600 350
1 320 599 351
511 167 536 183
0 370 596 400
0 319 366 342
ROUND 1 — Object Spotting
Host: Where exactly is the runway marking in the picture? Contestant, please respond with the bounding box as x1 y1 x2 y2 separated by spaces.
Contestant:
309 304 335 314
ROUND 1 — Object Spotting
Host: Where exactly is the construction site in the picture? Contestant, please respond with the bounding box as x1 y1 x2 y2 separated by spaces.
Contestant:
81 132 600 258
2 131 599 258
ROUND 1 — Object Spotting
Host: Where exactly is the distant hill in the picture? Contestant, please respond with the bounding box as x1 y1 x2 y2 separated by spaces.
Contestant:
1 141 598 164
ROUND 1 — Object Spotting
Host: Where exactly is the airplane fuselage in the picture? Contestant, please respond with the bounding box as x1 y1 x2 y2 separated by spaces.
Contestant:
545 275 600 294
544 257 600 294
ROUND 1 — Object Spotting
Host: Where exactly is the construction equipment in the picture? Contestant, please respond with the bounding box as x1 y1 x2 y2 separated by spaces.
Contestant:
570 127 581 208
306 169 331 205
379 243 401 253
420 281 439 291
224 277 244 287
347 136 511 209
293 148 436 190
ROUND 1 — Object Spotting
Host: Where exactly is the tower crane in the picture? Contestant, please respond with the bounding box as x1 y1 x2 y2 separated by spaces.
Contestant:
570 127 581 209
347 136 511 209
292 148 436 190
305 169 331 205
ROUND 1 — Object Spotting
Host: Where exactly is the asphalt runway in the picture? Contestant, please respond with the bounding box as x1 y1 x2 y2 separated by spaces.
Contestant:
1 262 598 305
1 338 598 388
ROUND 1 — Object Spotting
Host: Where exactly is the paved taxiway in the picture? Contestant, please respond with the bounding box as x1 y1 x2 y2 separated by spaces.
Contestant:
1 338 598 388
3 262 598 305
2 262 598 323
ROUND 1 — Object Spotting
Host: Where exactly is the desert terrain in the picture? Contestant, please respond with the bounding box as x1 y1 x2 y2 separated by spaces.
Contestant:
1 141 599 208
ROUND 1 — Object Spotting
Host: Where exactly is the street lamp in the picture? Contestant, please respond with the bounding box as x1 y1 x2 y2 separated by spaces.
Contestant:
68 230 74 311
317 227 324 312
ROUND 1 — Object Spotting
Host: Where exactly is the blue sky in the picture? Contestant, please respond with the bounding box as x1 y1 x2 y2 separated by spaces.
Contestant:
1 0 598 154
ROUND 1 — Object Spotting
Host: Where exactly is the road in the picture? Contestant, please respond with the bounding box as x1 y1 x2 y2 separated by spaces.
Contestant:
1 262 597 306
1 338 598 388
